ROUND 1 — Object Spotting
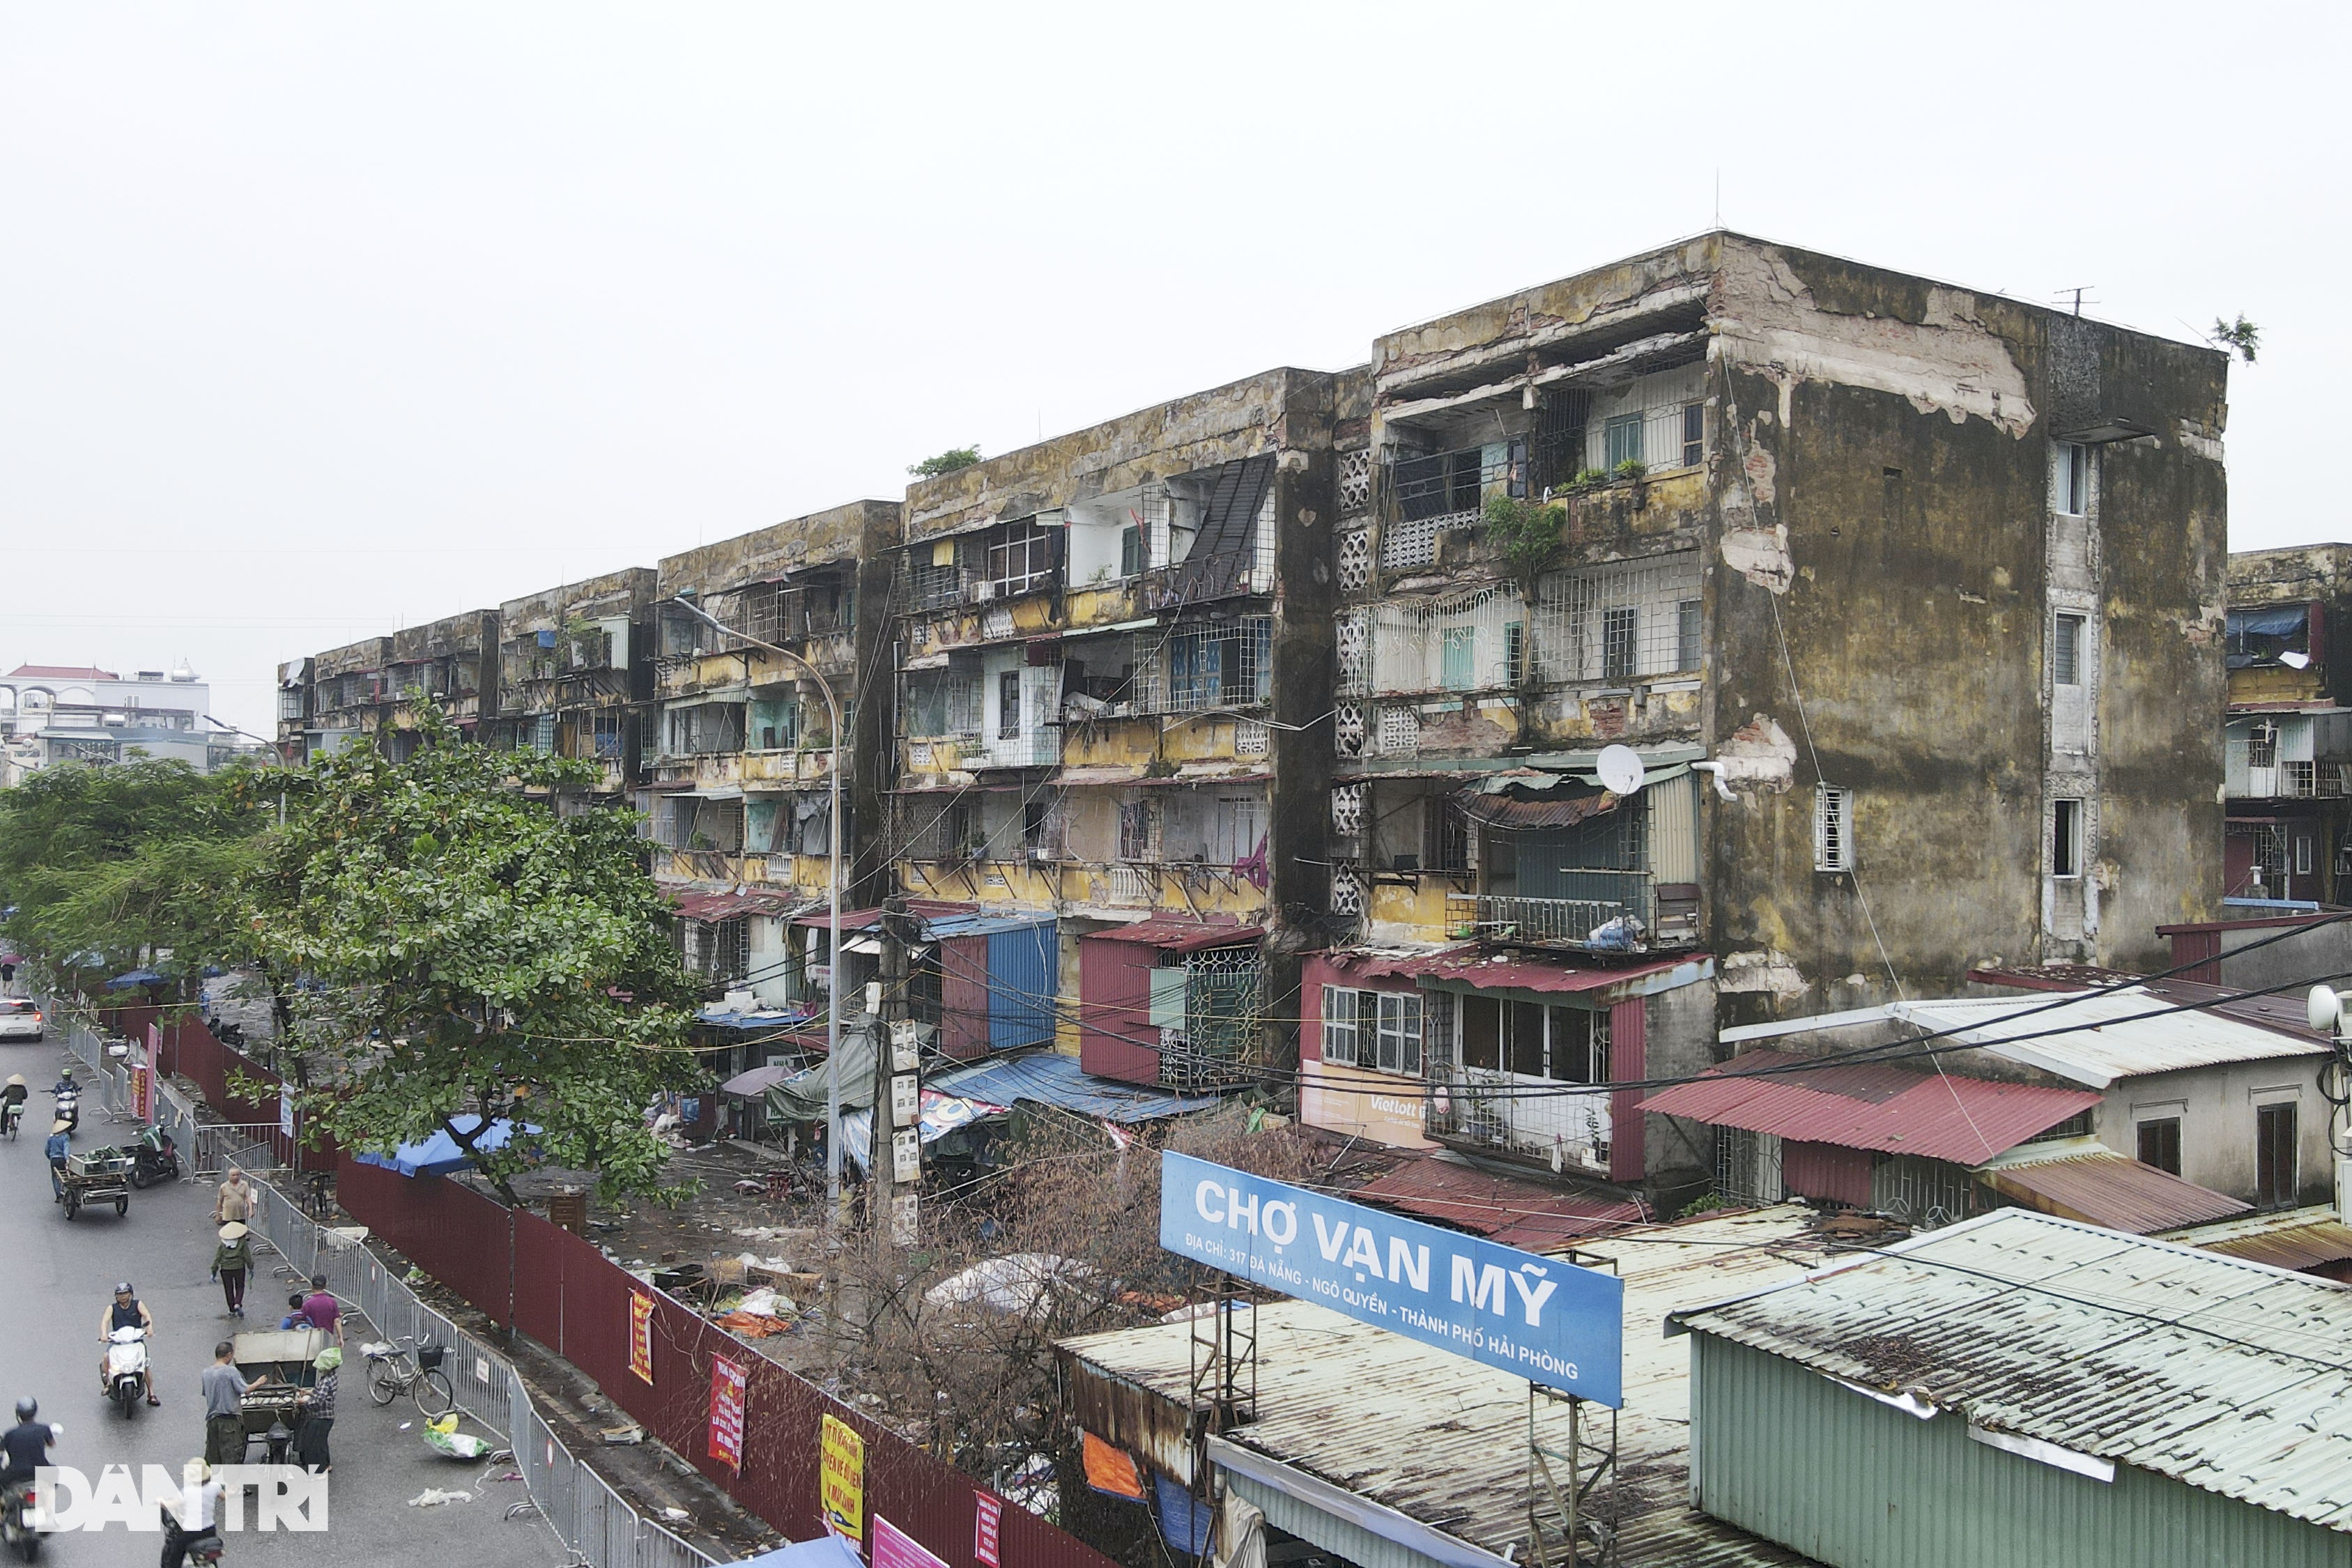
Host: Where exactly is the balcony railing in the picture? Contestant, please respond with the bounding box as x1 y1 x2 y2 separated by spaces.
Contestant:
1425 1062 1611 1171
1471 874 1694 953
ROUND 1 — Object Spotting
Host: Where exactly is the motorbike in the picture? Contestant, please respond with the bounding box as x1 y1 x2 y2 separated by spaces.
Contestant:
126 1128 180 1189
1 1476 37 1562
0 1101 22 1141
47 1084 76 1137
104 1326 147 1420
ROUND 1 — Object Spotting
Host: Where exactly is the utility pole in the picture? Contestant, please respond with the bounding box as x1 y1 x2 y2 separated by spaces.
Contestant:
877 897 922 1256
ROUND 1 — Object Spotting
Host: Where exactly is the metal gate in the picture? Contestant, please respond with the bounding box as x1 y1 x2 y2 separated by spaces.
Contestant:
192 1121 286 1178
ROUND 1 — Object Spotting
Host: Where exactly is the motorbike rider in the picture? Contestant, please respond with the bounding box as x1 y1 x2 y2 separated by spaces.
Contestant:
98 1283 159 1406
49 1068 77 1132
0 1075 26 1135
160 1457 223 1568
45 1121 70 1201
1 1397 56 1538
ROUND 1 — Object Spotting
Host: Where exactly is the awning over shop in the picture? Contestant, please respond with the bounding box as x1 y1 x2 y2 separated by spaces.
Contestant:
716 1060 803 1098
1977 1148 2250 1233
764 1025 877 1121
1638 1047 2103 1166
1351 1153 1645 1250
1086 918 1263 953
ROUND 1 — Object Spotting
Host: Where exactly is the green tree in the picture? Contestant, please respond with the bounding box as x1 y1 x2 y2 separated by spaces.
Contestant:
2211 314 2260 363
908 445 981 479
259 709 698 1202
0 758 268 989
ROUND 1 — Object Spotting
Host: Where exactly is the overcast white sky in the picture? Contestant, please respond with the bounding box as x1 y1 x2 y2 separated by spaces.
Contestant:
3 3 2340 737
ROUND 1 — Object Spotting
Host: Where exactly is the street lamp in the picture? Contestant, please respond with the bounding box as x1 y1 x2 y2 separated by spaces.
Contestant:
667 597 849 1223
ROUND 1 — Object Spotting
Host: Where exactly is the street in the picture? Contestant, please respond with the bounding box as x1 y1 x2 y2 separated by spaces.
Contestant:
0 1038 569 1568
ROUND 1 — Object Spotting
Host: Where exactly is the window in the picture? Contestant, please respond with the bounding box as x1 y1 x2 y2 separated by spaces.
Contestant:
985 521 1059 597
1374 992 1423 1075
2137 1116 2182 1176
1118 799 1155 861
1680 403 1705 469
1814 786 1852 871
1321 986 1360 1066
592 712 625 760
2052 798 2083 879
1675 600 1702 670
1604 413 1644 470
1119 525 1142 578
2057 443 2091 516
998 671 1022 738
2022 1109 2094 1144
2053 614 2084 686
1602 608 1638 682
1424 798 1468 871
1440 627 1477 691
2257 1101 2299 1207
946 674 984 737
1504 622 1525 686
2296 834 2316 877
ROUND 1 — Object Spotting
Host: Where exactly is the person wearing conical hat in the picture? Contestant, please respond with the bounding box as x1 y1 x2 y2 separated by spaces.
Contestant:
210 1222 252 1318
294 1348 339 1475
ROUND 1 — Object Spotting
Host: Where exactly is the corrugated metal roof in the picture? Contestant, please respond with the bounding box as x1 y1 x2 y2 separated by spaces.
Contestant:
1082 918 1263 953
1977 1148 2250 1233
2167 1204 2352 1276
1891 987 2330 1087
670 889 813 921
924 1051 1223 1124
1331 946 1697 997
1060 1206 1833 1565
1672 1208 2352 1532
1350 1154 1647 1250
1637 1049 2103 1165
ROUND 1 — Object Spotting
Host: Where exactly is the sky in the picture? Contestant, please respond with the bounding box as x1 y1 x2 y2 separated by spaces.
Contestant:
2 3 2341 738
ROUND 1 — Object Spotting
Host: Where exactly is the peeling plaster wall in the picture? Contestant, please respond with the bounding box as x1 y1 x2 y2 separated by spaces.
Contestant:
1701 237 2227 1023
656 500 895 598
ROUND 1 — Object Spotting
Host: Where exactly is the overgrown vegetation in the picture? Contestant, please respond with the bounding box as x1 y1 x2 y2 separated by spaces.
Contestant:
908 445 982 479
1482 492 1566 592
2210 314 2260 363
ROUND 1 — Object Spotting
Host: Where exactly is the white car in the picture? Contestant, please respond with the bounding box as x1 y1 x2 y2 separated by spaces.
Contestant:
0 999 43 1041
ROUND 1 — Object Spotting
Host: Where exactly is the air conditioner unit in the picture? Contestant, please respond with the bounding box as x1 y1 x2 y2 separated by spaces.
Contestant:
973 581 997 601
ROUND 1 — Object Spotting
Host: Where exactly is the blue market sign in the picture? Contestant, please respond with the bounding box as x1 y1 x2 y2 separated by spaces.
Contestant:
1159 1151 1624 1406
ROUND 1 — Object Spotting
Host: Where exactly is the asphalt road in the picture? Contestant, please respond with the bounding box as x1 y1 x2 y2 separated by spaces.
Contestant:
0 1037 571 1568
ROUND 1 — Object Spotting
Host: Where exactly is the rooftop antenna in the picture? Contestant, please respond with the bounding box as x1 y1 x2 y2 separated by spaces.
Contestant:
1713 167 1721 229
2057 286 2096 316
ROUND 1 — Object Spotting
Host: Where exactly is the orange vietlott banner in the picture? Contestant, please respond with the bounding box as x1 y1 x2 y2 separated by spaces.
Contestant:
707 1356 748 1470
628 1291 655 1385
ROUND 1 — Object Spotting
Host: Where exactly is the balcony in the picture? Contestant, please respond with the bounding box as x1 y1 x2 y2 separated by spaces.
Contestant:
1459 875 1698 954
1425 1062 1612 1171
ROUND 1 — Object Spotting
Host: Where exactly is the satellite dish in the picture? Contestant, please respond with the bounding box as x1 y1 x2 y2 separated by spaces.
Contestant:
2309 984 2344 1036
1595 745 1645 797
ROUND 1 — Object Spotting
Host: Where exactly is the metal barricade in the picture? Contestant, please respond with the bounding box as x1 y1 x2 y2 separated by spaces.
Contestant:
192 1121 286 1178
242 1178 715 1568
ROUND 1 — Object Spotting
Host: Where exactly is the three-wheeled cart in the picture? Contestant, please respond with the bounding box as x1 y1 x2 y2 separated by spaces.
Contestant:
231 1327 327 1463
60 1148 131 1220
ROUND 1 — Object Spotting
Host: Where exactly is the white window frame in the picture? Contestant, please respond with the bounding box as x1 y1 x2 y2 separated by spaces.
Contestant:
2052 797 2084 879
2052 613 2085 687
2056 442 2092 518
1321 985 1359 1066
1815 785 1853 873
1374 992 1423 1076
1320 986 1420 1076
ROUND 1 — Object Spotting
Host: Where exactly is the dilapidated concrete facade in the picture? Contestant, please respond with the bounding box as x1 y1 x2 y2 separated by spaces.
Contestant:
491 568 659 803
286 609 502 761
1299 232 2228 1211
2222 544 2352 903
650 501 900 1005
889 369 1361 1089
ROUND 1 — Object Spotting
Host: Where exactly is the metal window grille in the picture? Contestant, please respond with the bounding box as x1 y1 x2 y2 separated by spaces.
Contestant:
1140 617 1273 714
1118 798 1158 861
1337 528 1371 592
2053 614 2084 686
1815 785 1852 871
986 521 1059 597
1376 705 1420 754
1337 613 1369 693
1675 600 1702 670
910 558 969 610
1162 947 1263 1091
1529 553 1704 684
1582 364 1707 475
945 675 983 738
277 687 306 722
1368 586 1519 695
1337 449 1373 517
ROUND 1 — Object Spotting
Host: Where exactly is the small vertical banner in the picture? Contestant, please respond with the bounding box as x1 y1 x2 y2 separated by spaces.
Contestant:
707 1357 748 1471
820 1414 865 1542
973 1494 1003 1567
278 1088 296 1140
873 1517 949 1568
627 1292 656 1385
130 1065 152 1123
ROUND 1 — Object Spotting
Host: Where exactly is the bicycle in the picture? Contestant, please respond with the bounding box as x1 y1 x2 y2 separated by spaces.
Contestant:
362 1336 455 1418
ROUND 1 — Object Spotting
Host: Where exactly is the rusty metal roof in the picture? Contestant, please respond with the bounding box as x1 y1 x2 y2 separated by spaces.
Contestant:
1060 1206 1834 1565
1082 918 1262 953
1350 1154 1648 1249
1672 1208 2352 1532
668 889 813 921
1637 1049 2103 1165
1976 1146 2250 1233
1330 945 1699 997
2167 1204 2352 1276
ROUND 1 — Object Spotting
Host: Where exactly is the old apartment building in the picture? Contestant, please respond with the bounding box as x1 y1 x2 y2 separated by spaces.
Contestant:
284 609 501 759
1298 233 2230 1211
489 568 660 804
648 502 899 1008
889 369 1358 1088
2222 544 2352 902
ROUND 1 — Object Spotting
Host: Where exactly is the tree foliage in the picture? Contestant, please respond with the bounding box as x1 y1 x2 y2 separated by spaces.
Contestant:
1482 492 1566 601
256 709 699 1201
907 445 981 479
2211 314 2260 363
0 758 270 986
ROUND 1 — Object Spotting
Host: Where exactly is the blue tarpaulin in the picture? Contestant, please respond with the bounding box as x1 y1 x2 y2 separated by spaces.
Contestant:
352 1115 540 1178
105 969 164 990
926 1051 1223 1124
732 1535 863 1568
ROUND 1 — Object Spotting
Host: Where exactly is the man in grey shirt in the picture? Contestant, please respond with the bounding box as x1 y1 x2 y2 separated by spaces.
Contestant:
200 1341 261 1466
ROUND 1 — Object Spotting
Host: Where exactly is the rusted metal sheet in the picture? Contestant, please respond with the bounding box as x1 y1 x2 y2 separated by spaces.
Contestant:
1640 1048 2102 1164
1330 944 1691 998
2167 1204 2352 1278
1672 1208 2352 1534
1351 1153 1645 1249
1980 1149 2249 1233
